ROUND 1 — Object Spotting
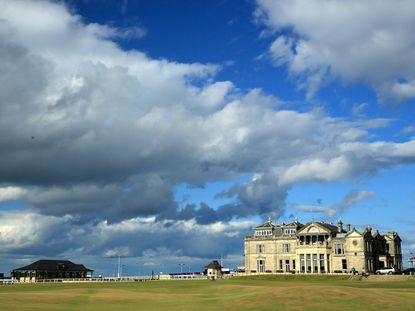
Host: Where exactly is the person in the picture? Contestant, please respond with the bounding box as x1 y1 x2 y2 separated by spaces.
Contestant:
351 267 356 275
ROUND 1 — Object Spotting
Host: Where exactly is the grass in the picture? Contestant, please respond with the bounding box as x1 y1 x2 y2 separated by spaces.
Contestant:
0 275 414 311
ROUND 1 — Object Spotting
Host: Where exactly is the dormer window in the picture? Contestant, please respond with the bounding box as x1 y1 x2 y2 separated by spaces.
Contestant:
254 229 272 236
284 229 296 235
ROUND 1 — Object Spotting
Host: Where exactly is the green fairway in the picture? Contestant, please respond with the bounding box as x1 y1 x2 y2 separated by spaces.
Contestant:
0 276 414 311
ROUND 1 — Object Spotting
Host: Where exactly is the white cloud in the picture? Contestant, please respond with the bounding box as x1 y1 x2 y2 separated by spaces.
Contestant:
294 191 373 218
279 156 352 186
326 190 374 218
390 80 415 102
0 210 72 253
0 186 26 202
402 126 415 134
256 0 415 102
352 103 368 117
104 246 131 258
294 205 325 213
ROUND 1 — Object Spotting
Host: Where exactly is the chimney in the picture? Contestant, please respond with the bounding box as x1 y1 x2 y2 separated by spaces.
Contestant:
346 224 351 232
337 219 343 233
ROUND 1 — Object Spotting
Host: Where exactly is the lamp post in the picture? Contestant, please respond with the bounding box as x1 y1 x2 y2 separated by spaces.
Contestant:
117 255 121 278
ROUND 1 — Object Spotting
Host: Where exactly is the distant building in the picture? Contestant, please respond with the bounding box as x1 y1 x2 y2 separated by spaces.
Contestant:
160 271 204 280
11 259 93 282
205 260 223 280
244 219 402 274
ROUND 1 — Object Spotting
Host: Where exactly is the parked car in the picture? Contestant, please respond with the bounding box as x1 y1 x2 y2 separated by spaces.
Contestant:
375 267 396 275
401 268 415 275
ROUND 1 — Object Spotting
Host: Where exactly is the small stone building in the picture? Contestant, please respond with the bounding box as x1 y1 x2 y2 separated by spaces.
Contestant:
205 260 222 280
11 259 93 282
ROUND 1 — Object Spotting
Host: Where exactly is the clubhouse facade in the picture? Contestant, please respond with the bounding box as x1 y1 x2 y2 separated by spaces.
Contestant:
244 219 402 274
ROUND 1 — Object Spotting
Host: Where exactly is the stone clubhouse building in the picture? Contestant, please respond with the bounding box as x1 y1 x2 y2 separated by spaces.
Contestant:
244 219 402 274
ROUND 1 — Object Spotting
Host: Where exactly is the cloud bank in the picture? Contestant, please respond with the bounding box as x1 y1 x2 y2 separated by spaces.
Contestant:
256 0 415 102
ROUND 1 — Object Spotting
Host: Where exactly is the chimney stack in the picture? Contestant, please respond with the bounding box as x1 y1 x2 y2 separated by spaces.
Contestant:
337 219 343 233
346 224 351 232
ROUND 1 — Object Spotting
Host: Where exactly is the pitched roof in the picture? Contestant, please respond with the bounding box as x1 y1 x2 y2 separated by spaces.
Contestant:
385 231 402 242
284 220 304 228
206 260 222 269
12 260 93 272
345 227 362 237
255 219 275 229
319 222 344 233
297 221 346 235
372 230 382 238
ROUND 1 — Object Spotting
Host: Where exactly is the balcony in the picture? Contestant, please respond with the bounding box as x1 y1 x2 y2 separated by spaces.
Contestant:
297 241 329 248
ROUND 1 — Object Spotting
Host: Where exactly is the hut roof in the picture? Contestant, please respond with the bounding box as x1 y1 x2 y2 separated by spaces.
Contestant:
206 260 222 269
12 259 93 272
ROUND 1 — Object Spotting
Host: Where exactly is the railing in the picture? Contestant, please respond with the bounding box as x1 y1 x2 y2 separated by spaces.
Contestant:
9 276 158 284
0 279 19 285
297 241 329 247
37 276 157 283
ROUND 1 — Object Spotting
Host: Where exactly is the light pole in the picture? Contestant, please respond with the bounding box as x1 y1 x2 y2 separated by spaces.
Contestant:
117 255 121 278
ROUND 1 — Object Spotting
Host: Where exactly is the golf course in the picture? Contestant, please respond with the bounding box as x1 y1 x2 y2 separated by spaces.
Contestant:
0 275 414 310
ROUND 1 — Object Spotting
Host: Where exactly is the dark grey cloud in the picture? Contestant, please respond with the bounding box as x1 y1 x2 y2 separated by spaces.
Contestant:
25 175 176 223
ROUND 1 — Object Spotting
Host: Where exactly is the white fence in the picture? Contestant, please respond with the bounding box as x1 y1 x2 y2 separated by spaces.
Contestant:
1 276 157 284
0 279 19 285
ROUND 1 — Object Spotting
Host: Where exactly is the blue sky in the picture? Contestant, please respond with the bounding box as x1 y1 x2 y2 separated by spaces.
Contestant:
0 0 414 276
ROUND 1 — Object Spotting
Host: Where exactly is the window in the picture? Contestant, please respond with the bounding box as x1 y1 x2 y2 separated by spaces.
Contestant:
313 254 318 273
257 260 265 273
255 229 272 236
334 244 345 255
300 254 305 272
342 259 347 270
256 244 265 253
365 241 370 252
285 260 290 272
292 259 296 270
279 259 283 270
319 254 325 272
284 228 296 235
306 254 311 272
283 243 290 253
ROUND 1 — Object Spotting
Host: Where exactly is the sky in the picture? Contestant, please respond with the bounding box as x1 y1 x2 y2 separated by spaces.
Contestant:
0 0 415 276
